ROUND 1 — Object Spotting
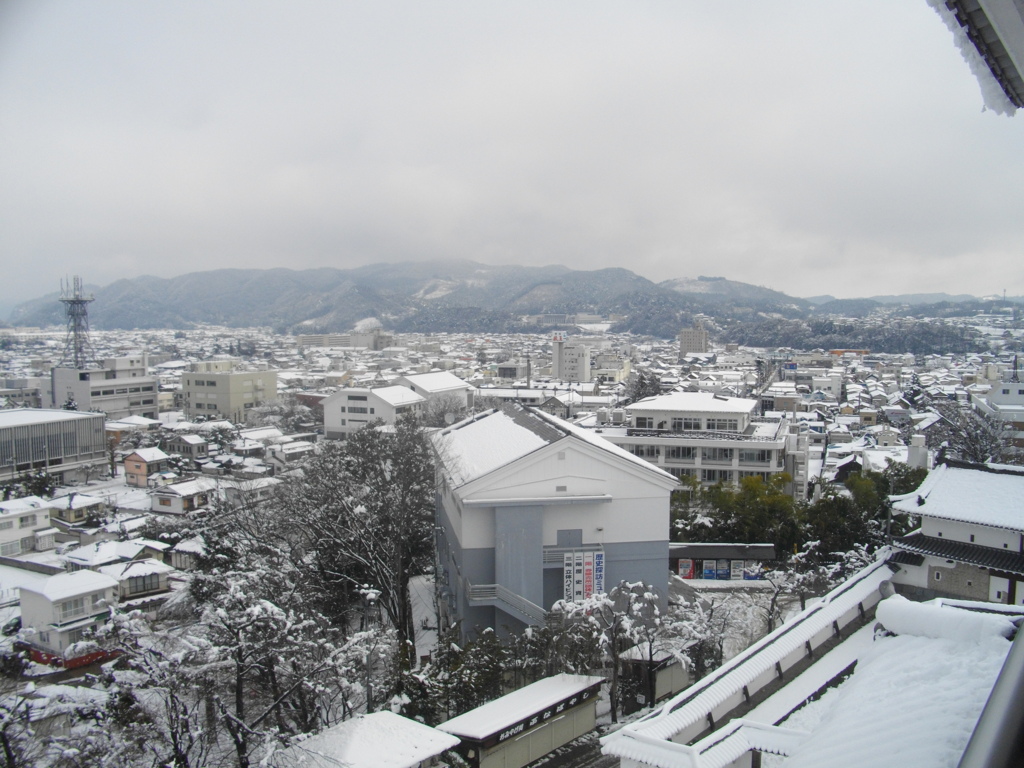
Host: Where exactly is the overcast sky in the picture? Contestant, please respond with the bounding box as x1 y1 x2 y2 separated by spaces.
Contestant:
1 1 1022 318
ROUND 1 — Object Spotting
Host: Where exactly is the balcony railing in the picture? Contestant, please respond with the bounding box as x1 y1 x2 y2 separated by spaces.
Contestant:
467 581 548 625
624 428 782 443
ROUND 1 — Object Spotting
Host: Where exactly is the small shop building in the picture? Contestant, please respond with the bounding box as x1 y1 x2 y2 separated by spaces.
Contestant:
438 674 603 768
670 543 776 580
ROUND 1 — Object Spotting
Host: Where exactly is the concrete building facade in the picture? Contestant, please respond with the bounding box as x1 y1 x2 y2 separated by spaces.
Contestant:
321 385 426 440
181 368 278 422
50 355 158 420
0 409 107 485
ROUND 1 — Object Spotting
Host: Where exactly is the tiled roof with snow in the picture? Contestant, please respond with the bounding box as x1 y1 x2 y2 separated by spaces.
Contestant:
891 462 1024 531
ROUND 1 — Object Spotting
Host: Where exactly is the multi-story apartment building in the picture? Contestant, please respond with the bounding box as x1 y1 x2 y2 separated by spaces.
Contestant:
587 391 808 498
181 367 278 423
551 333 591 383
50 355 158 420
678 321 709 357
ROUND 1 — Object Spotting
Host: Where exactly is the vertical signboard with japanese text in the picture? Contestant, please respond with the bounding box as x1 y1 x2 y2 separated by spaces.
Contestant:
564 551 606 601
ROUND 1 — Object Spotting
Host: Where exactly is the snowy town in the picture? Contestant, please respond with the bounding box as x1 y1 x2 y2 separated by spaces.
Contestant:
3 0 1024 766
0 271 1021 768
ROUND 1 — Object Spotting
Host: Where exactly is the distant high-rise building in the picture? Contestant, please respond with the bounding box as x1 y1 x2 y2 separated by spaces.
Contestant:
551 333 592 383
678 321 709 357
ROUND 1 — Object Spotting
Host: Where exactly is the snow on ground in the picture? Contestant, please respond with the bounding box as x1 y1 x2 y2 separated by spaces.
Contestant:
55 470 153 512
408 574 438 667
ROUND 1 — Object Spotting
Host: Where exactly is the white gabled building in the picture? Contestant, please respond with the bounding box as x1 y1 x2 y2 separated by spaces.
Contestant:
890 460 1024 606
432 403 678 636
322 386 426 440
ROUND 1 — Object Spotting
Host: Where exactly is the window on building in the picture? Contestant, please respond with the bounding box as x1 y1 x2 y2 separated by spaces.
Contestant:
60 597 86 621
18 514 36 528
195 380 205 386
0 520 13 531
67 626 89 645
0 541 20 557
128 574 161 595
158 498 172 507
701 468 732 483
631 445 659 458
635 417 654 429
739 449 771 463
701 447 734 463
666 446 695 460
348 407 368 414
347 395 368 401
706 418 739 432
206 381 216 387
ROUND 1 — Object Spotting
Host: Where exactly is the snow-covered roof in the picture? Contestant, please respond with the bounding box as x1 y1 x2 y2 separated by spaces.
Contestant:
0 409 101 428
125 447 170 463
369 385 426 407
21 570 118 602
435 404 675 488
400 371 473 393
603 560 891 756
272 711 459 768
63 540 151 567
434 409 548 487
781 599 1012 768
891 462 1024 531
0 496 53 515
438 674 604 741
153 477 220 497
97 558 175 581
626 391 758 415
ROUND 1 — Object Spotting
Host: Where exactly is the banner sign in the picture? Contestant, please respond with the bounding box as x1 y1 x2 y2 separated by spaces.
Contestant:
564 551 605 601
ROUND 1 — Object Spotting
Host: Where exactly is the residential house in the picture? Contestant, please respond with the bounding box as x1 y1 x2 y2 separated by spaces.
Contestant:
122 447 171 488
0 497 58 557
150 477 220 514
266 440 316 469
432 403 678 635
96 558 176 611
48 493 106 526
63 539 169 571
165 433 210 463
18 570 119 667
322 386 426 440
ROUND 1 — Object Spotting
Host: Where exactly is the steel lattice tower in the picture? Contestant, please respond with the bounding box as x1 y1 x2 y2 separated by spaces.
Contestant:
57 276 97 369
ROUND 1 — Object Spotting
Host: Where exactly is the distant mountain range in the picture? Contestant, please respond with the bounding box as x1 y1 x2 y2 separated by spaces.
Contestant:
5 261 1017 338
